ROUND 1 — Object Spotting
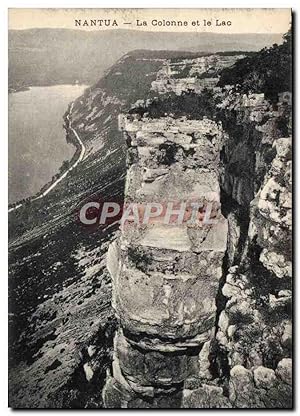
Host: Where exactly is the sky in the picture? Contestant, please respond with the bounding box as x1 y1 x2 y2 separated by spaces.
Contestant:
9 8 291 34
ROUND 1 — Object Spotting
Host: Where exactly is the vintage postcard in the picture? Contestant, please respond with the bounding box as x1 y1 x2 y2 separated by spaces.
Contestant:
8 8 292 409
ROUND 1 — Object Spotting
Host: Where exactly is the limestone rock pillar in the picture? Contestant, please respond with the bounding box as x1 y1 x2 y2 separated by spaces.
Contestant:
103 115 228 408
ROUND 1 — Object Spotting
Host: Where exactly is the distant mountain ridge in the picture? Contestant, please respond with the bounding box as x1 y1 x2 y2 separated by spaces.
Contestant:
9 28 284 89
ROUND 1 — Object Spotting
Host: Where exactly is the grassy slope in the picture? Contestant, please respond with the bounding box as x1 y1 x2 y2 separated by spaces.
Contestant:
8 51 165 407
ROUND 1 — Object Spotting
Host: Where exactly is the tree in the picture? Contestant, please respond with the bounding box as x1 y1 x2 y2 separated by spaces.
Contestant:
218 28 292 101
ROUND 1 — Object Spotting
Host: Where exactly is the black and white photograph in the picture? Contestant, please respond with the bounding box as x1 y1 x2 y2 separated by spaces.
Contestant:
7 7 292 409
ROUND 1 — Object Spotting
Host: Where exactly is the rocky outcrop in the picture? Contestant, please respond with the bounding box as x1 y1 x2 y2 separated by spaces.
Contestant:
103 114 228 408
228 361 292 408
215 136 292 391
214 96 292 408
151 55 244 96
250 137 292 280
9 44 292 408
8 51 165 409
103 48 292 408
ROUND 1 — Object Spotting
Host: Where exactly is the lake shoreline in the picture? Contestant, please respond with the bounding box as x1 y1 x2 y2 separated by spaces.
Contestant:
8 85 87 211
8 82 86 94
8 102 85 212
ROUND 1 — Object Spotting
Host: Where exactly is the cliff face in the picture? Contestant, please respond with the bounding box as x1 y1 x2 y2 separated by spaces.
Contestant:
103 115 228 407
103 48 292 408
9 42 291 408
8 51 165 408
9 29 283 91
216 138 292 408
9 50 236 408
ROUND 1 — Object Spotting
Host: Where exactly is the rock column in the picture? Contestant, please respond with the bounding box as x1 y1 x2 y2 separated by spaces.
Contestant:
103 115 228 408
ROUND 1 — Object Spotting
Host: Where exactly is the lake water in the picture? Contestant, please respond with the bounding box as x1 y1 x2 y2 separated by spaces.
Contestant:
8 85 87 204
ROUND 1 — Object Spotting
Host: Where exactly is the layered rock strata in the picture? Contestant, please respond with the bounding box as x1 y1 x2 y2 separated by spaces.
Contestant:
215 137 292 408
103 115 228 407
103 50 292 407
151 54 244 95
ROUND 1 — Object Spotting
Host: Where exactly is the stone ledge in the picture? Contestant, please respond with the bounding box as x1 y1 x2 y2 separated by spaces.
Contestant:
113 264 219 339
